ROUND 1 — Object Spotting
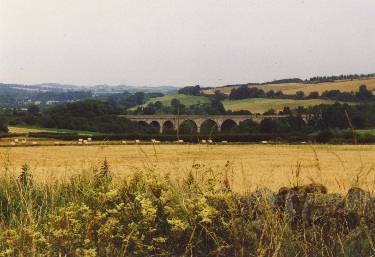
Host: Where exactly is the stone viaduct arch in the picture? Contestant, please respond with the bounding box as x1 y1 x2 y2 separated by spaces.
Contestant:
124 114 310 134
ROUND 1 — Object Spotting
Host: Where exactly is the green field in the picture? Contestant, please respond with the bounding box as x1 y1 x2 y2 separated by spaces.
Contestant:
223 98 343 113
143 94 345 113
356 128 375 136
144 93 210 107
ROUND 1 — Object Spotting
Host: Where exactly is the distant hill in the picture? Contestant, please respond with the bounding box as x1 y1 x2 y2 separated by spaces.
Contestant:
0 83 179 94
90 84 178 94
0 82 179 107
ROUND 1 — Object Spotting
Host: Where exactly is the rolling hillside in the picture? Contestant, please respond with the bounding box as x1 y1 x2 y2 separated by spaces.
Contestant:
137 78 369 113
204 78 375 95
223 98 345 114
143 93 210 107
140 93 346 114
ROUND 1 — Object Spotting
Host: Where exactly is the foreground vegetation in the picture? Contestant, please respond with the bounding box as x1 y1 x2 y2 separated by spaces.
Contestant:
0 158 374 256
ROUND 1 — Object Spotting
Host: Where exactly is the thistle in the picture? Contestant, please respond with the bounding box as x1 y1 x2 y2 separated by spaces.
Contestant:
19 163 33 188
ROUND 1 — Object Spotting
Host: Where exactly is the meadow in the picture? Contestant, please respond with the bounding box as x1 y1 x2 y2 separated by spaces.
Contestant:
1 144 375 194
222 98 341 113
142 93 210 107
138 93 344 113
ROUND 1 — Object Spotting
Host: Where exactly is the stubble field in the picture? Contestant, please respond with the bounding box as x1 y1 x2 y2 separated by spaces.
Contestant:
1 143 375 194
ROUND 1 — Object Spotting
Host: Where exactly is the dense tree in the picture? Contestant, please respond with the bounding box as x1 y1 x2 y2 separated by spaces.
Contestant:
0 118 8 134
36 99 150 133
356 85 373 100
105 91 163 110
260 118 278 133
274 91 284 97
178 85 201 96
171 99 182 109
229 86 265 100
295 91 305 100
266 90 275 98
263 109 276 115
27 105 40 115
232 119 259 133
209 100 226 114
212 91 227 101
307 91 319 99
226 110 252 115
279 107 292 115
132 92 146 105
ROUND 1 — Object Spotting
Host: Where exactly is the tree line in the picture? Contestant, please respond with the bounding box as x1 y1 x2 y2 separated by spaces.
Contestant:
2 92 375 143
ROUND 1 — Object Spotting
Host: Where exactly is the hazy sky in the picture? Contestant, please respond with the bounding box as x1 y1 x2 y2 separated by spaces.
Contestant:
1 0 374 87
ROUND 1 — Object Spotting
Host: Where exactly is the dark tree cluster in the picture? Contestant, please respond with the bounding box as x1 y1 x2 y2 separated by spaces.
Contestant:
106 91 147 109
293 102 375 130
2 99 150 134
178 85 201 96
229 85 267 100
0 117 8 134
212 91 227 101
132 98 226 116
258 116 306 134
40 100 134 133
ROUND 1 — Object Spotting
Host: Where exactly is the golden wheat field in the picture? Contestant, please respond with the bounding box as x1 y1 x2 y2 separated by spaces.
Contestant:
1 144 375 194
205 78 375 95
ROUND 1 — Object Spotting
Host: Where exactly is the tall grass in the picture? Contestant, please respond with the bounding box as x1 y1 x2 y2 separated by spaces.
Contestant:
0 159 374 256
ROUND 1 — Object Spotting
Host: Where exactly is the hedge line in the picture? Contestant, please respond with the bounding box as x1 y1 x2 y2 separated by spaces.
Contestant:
2 131 375 144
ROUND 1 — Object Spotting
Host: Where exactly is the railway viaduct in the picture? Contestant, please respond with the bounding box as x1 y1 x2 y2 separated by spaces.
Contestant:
122 114 310 134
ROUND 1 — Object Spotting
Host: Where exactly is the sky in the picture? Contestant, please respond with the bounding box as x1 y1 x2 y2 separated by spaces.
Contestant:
0 0 374 87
